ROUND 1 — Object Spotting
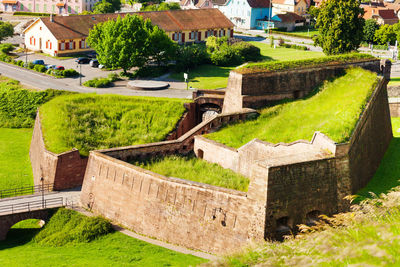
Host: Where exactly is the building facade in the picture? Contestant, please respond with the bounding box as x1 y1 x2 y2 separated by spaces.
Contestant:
1 0 99 14
23 9 234 56
271 0 307 16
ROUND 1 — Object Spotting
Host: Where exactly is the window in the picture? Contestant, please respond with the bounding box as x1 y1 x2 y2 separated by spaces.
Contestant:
79 39 85 49
28 3 32 10
60 41 65 51
35 3 39 11
68 6 71 13
75 6 79 13
43 4 47 11
189 31 198 40
172 32 180 41
52 5 55 12
20 3 24 10
69 40 74 50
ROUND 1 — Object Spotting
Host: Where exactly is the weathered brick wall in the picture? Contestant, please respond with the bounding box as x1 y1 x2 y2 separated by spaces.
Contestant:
389 101 400 117
29 113 88 190
347 78 393 193
80 152 265 254
223 60 382 113
166 102 200 140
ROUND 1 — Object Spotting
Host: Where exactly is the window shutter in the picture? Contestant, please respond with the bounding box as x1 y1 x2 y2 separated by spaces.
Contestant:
33 38 35 46
182 33 185 43
198 31 201 41
50 42 52 50
46 41 48 49
214 30 217 36
73 41 76 49
59 42 61 50
230 29 233 38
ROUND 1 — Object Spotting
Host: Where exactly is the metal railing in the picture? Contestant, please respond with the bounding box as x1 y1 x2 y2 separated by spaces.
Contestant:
0 184 54 199
0 197 64 215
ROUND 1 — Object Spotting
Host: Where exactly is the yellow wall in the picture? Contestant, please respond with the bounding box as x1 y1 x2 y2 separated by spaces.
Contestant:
167 27 233 43
56 38 91 56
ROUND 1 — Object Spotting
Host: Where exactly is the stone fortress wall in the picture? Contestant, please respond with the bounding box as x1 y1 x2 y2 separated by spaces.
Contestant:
78 59 393 253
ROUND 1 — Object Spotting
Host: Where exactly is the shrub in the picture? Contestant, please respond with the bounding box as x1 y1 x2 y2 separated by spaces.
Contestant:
83 77 111 88
27 62 35 69
62 69 79 77
34 64 46 73
3 56 12 63
135 65 169 78
210 46 242 66
107 72 119 82
46 69 52 75
175 44 209 72
232 42 261 62
52 69 64 77
281 43 308 51
0 43 14 54
13 11 51 16
17 60 24 67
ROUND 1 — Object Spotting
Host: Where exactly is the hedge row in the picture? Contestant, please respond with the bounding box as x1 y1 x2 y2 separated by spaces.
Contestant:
13 11 52 16
269 29 314 40
237 53 377 74
280 43 308 51
0 54 78 78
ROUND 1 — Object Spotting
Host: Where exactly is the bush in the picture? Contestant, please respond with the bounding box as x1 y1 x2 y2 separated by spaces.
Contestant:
107 72 119 82
210 46 242 66
63 69 79 77
83 77 112 88
0 43 14 54
27 62 34 69
175 44 209 72
17 60 24 67
34 64 46 73
281 43 308 50
13 11 51 16
135 65 169 78
232 42 261 62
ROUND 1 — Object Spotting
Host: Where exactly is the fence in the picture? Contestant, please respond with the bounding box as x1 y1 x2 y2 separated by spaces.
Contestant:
0 184 53 199
0 197 63 215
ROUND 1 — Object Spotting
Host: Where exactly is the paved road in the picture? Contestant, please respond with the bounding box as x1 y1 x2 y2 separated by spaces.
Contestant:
0 61 192 99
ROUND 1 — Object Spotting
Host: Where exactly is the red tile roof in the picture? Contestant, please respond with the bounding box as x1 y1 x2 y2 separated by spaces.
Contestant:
378 9 398 20
247 0 271 8
26 9 234 40
273 12 305 22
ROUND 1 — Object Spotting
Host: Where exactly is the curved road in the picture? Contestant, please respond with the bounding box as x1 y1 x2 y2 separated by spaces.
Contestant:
0 62 192 99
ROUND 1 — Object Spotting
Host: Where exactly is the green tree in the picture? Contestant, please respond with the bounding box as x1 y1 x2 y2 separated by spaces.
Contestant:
140 2 181 11
308 6 320 22
93 0 115 13
88 15 150 73
374 24 396 45
314 0 365 55
147 26 177 66
0 22 13 43
363 19 379 44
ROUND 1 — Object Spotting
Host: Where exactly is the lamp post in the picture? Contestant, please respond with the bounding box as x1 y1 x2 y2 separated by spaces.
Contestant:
77 63 82 86
40 177 44 208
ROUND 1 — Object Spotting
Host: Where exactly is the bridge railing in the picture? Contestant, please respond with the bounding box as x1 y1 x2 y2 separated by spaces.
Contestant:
0 184 54 199
0 197 63 215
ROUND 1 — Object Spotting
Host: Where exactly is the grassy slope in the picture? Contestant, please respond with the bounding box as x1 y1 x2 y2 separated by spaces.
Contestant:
0 128 33 190
133 154 249 191
40 94 187 156
0 209 206 267
170 42 324 89
388 77 400 86
207 67 377 148
356 117 400 201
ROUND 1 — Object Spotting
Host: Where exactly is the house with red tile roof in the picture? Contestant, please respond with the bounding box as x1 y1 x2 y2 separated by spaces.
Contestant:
362 4 399 25
1 0 99 14
272 0 307 16
180 0 214 9
23 9 234 57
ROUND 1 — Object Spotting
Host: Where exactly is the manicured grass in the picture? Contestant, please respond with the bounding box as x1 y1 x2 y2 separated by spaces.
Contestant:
170 43 324 89
219 187 400 266
0 128 33 190
132 154 250 191
356 118 400 202
0 209 206 266
40 94 188 156
170 64 235 90
207 68 378 148
249 41 324 61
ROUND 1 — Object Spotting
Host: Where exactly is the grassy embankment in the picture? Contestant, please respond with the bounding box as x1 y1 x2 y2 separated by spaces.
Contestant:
0 208 206 266
40 94 188 156
0 76 71 190
215 118 400 266
207 67 377 148
133 154 249 191
170 42 324 89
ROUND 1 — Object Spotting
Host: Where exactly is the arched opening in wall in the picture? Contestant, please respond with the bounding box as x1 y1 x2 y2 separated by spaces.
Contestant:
293 90 301 99
275 216 292 241
306 210 322 227
197 149 204 159
6 219 45 244
199 103 222 122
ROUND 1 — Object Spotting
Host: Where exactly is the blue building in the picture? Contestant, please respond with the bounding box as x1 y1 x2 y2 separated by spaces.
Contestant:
215 0 272 30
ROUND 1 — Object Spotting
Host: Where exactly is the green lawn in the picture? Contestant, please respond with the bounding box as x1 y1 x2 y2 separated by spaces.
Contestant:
0 209 206 267
40 94 188 156
0 128 33 190
207 67 377 148
132 154 249 191
171 42 325 89
388 77 400 86
356 117 400 201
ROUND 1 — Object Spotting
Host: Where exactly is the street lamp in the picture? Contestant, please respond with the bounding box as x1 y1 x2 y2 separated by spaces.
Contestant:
40 177 44 208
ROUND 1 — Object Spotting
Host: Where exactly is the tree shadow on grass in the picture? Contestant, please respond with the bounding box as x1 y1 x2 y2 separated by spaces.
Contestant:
355 137 400 202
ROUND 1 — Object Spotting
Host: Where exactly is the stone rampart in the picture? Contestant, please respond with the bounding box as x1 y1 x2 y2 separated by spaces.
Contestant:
223 59 385 113
389 99 400 117
30 113 87 190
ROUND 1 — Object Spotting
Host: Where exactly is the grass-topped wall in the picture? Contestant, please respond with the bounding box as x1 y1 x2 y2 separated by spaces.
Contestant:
39 94 189 156
209 67 378 148
236 53 376 74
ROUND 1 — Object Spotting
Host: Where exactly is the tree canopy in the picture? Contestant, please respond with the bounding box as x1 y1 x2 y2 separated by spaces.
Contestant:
87 14 175 73
140 2 181 11
314 0 365 55
363 19 379 44
0 22 13 43
93 0 121 13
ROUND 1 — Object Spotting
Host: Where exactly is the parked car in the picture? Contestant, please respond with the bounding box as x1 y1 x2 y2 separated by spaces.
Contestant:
45 64 56 70
32 59 45 65
55 66 65 70
89 59 99 68
75 57 90 64
87 51 97 58
98 64 105 69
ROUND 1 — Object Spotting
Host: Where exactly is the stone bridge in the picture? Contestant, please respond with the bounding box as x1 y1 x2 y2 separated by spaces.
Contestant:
193 89 225 120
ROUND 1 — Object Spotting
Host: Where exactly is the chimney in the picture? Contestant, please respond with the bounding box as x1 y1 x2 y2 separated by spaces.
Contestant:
50 14 54 22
